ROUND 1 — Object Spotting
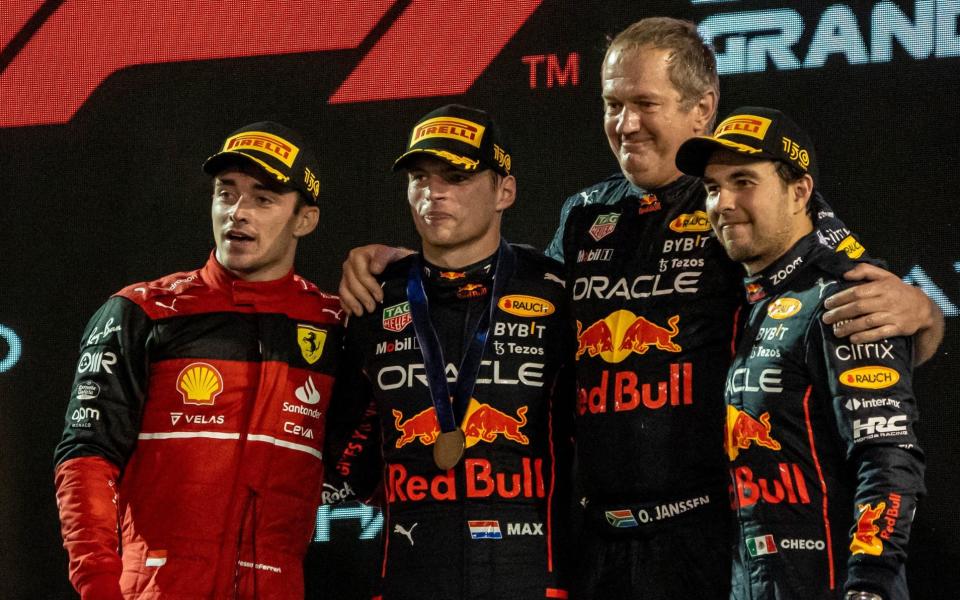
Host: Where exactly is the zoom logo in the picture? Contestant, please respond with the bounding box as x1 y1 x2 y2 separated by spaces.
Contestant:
0 324 22 373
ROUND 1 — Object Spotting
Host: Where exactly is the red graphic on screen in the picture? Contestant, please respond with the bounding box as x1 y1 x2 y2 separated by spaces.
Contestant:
0 0 543 127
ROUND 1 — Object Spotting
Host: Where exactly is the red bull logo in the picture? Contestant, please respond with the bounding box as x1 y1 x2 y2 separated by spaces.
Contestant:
745 281 766 302
462 402 529 445
439 270 466 280
726 405 782 461
729 463 811 509
578 364 693 415
392 399 529 449
637 193 661 214
387 457 545 502
850 501 886 556
576 311 681 363
457 283 488 299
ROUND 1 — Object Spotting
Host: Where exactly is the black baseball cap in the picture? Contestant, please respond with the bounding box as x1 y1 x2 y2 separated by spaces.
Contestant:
393 104 513 176
203 121 321 204
676 107 817 181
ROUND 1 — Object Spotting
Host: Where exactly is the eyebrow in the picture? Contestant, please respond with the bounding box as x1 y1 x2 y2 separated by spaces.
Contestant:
215 176 274 192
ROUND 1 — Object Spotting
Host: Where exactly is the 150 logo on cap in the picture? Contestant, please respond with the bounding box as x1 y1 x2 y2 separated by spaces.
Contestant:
715 115 772 140
224 131 300 166
412 117 485 148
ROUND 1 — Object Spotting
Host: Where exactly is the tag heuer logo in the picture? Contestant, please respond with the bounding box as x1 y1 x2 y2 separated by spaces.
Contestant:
383 302 412 332
297 325 327 364
589 213 619 241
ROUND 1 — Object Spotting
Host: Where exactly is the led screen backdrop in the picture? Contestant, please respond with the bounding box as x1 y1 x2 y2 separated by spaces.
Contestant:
1 1 958 598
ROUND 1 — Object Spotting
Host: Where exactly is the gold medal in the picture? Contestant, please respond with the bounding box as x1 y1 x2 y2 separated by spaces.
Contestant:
433 428 466 470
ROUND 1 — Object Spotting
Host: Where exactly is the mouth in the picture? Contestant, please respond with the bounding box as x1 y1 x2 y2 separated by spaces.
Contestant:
224 230 256 245
422 211 453 223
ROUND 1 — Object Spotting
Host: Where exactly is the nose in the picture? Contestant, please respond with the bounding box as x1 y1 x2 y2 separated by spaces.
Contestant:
617 105 641 137
418 174 450 201
226 195 254 223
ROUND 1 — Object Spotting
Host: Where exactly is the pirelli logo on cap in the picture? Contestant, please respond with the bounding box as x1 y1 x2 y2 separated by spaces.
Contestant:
224 131 300 167
715 115 772 141
412 117 485 148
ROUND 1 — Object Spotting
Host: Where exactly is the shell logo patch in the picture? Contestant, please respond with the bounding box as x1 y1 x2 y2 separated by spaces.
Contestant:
177 362 224 405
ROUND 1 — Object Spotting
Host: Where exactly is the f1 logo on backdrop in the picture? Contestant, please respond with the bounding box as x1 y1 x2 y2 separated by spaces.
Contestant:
0 0 543 128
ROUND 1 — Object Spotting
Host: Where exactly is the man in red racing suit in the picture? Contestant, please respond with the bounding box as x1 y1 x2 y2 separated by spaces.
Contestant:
54 121 343 599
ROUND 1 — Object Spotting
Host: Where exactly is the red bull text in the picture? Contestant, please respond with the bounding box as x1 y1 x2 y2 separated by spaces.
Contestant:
387 458 546 502
577 364 693 415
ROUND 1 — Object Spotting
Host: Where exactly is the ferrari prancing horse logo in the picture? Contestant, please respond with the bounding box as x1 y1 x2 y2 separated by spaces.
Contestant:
297 325 327 364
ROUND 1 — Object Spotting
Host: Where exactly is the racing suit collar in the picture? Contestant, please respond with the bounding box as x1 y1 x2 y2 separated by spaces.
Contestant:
421 251 497 303
201 251 299 307
742 233 821 303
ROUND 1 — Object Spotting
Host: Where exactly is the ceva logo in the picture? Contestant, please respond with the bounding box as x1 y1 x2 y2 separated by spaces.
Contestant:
0 0 543 127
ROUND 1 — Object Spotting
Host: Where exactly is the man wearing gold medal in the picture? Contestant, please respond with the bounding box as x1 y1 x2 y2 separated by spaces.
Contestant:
326 105 576 600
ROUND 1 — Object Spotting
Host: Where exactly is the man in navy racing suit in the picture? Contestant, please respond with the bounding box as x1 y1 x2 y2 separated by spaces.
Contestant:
675 105 924 600
325 105 575 600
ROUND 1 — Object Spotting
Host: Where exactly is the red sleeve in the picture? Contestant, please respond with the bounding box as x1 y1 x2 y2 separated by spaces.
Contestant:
54 456 125 600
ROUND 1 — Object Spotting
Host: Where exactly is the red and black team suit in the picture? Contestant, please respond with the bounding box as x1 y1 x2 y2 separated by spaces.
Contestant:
725 233 924 600
327 243 575 600
54 253 342 599
558 172 869 599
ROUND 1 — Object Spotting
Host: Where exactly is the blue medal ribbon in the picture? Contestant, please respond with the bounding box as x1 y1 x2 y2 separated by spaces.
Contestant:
406 240 516 433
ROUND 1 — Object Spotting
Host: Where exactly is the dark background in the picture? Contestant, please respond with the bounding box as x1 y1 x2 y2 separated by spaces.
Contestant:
1 1 957 598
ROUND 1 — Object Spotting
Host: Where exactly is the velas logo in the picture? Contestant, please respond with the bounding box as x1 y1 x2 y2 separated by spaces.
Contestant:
669 211 711 233
392 399 529 449
576 311 681 363
0 1 544 128
588 213 619 241
725 405 781 461
715 114 773 140
836 235 866 259
498 295 555 318
767 297 803 319
840 366 900 389
850 501 886 556
297 324 327 364
224 131 299 167
382 301 412 332
177 362 224 405
412 117 485 148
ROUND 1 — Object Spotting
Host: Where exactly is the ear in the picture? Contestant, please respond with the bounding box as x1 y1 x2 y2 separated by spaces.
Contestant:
293 204 320 238
495 175 517 212
691 89 718 135
790 174 814 215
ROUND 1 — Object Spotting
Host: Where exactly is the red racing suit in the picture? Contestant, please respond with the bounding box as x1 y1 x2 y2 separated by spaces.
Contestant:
54 253 342 599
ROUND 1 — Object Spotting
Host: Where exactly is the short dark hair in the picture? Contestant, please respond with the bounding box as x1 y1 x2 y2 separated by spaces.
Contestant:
774 160 815 217
607 17 720 127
